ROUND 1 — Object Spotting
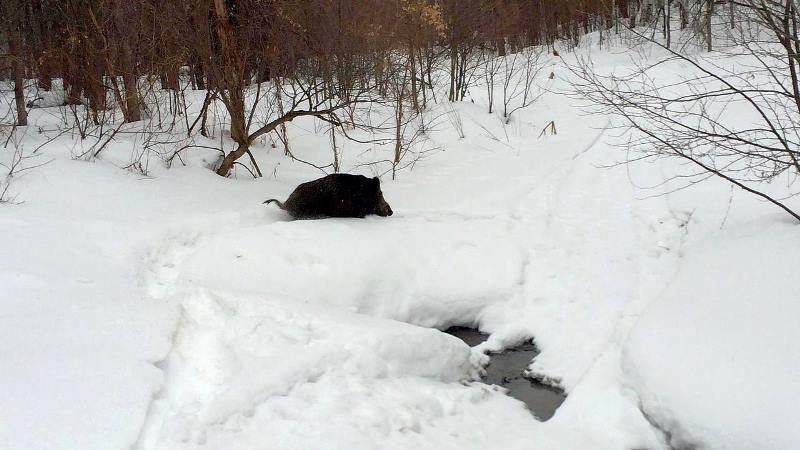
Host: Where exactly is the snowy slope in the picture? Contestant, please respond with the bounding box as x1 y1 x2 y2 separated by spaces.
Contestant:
1 37 798 450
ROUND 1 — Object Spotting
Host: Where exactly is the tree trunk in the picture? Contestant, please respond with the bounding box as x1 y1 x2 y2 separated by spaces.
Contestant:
393 81 404 180
275 80 290 155
38 73 52 91
64 76 83 106
256 60 271 83
375 52 385 96
216 143 248 177
227 92 248 146
216 89 249 176
619 0 629 18
35 1 53 91
86 69 107 125
409 39 419 113
166 67 180 91
212 0 251 177
449 45 457 101
192 90 215 137
664 1 671 48
417 46 427 109
679 1 688 29
119 42 141 123
108 74 128 116
426 49 435 102
496 38 506 56
706 0 714 52
192 57 206 90
729 0 735 30
122 71 141 122
8 31 27 126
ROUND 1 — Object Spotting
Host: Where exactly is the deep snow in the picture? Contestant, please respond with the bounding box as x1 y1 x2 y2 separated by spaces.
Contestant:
1 33 798 450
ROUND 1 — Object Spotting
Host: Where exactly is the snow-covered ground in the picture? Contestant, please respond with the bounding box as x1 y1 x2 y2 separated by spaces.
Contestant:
1 35 798 450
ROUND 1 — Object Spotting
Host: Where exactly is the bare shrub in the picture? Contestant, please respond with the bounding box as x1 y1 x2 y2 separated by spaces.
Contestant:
570 8 800 221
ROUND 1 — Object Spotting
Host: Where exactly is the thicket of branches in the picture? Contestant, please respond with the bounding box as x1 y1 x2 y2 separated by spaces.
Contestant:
571 0 800 221
0 0 726 173
5 0 797 223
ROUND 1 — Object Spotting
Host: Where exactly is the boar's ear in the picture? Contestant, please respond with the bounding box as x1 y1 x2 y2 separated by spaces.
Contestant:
371 176 381 187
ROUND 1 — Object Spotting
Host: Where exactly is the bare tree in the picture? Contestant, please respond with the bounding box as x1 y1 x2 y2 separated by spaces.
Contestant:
501 46 546 122
1 0 28 126
481 48 502 113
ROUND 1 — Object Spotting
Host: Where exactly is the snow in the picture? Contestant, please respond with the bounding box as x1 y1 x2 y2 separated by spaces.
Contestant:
1 30 799 450
624 218 800 450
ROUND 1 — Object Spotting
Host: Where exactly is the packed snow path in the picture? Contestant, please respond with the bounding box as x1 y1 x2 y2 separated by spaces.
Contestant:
125 102 688 450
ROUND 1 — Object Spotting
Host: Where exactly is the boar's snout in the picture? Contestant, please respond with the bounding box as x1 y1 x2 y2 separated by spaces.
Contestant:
377 196 393 216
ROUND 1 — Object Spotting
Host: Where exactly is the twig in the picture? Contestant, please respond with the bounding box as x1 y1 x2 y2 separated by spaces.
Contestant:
246 149 263 177
538 120 557 138
233 161 257 178
166 144 224 167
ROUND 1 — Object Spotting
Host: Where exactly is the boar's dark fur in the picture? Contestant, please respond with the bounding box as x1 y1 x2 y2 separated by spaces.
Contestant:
264 174 393 219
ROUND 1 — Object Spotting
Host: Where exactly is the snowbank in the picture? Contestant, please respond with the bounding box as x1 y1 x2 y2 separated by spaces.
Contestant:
624 219 800 450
